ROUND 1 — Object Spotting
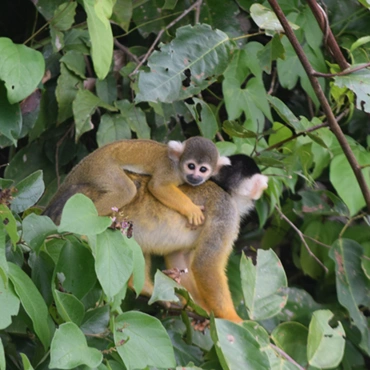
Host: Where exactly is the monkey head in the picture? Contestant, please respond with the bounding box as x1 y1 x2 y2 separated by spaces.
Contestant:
167 136 230 186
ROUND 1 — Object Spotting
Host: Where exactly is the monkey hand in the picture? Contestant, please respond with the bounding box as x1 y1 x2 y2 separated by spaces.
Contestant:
186 205 205 226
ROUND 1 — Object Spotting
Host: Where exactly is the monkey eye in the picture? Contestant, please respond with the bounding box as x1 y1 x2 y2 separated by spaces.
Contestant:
188 163 196 170
200 166 208 173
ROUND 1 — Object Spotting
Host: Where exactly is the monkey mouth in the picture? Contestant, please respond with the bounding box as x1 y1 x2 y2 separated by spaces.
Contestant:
186 176 204 186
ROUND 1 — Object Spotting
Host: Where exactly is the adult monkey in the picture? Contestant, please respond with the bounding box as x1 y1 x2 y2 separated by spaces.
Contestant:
115 155 268 323
45 154 268 322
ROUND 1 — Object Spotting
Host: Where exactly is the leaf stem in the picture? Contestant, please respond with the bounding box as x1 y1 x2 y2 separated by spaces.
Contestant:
270 344 305 370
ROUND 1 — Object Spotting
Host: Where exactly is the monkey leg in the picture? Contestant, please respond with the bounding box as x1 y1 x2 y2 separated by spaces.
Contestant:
92 169 138 216
165 251 209 310
191 241 242 323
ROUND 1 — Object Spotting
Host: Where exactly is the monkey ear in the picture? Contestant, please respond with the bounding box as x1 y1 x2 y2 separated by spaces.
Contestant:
168 140 185 161
248 174 268 200
214 156 231 174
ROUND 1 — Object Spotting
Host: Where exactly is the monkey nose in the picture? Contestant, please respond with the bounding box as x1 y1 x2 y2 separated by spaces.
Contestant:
186 176 204 186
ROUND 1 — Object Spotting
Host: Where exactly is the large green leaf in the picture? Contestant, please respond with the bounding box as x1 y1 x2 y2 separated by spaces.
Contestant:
148 270 182 305
0 339 5 370
136 24 232 103
49 322 103 369
271 322 308 367
241 249 288 320
22 214 57 253
307 310 345 368
329 239 370 354
72 89 117 140
53 290 85 326
83 0 114 80
0 38 45 104
91 229 133 299
11 170 45 213
0 277 20 329
96 113 132 147
211 318 270 370
8 263 54 349
186 99 218 139
334 68 370 113
0 81 21 145
55 239 96 299
58 194 112 235
330 150 370 216
113 311 176 370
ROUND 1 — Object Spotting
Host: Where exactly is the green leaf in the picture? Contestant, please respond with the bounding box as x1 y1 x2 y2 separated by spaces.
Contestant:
185 99 218 139
56 63 82 123
50 322 103 369
241 249 288 320
92 229 133 299
298 189 350 217
0 338 5 370
128 237 145 296
258 34 285 74
22 214 57 253
80 305 109 335
0 81 21 145
148 270 182 305
8 262 54 349
330 150 370 216
271 322 308 367
83 0 114 80
11 170 45 213
51 2 77 31
0 37 45 104
0 277 20 329
58 194 112 235
307 310 345 368
267 96 305 131
96 113 132 147
223 45 271 127
111 0 132 32
211 317 270 370
222 120 258 138
20 354 34 370
72 89 117 140
54 290 85 326
329 239 370 354
115 100 150 139
113 311 176 370
334 68 370 113
0 204 20 247
136 24 232 103
55 239 97 299
277 287 323 325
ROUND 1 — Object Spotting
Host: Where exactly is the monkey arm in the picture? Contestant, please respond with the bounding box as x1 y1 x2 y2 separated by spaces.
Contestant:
147 180 205 226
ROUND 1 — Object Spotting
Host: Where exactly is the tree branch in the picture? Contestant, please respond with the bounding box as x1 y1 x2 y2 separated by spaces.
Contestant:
268 0 370 213
306 0 349 70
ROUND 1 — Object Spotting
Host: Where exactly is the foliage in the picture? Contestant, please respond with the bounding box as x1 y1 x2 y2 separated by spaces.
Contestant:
0 0 370 369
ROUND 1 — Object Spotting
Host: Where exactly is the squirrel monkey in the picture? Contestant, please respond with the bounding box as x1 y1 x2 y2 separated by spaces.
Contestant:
115 155 268 322
44 137 230 226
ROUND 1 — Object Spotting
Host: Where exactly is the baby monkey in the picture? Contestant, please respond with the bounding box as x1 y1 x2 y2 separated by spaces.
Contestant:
44 137 230 225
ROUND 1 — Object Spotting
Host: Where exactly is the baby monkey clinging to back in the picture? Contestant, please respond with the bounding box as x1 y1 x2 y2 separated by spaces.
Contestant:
44 137 230 225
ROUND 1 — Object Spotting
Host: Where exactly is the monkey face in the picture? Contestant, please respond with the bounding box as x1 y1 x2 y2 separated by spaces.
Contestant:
182 160 212 186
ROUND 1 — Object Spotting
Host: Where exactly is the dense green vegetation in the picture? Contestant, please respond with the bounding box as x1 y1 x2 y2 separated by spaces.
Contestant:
0 0 370 369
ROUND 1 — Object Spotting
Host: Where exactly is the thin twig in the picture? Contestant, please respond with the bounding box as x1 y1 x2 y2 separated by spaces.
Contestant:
114 39 141 64
129 0 203 76
270 344 306 370
339 213 367 239
268 0 370 213
313 62 370 78
275 206 329 273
